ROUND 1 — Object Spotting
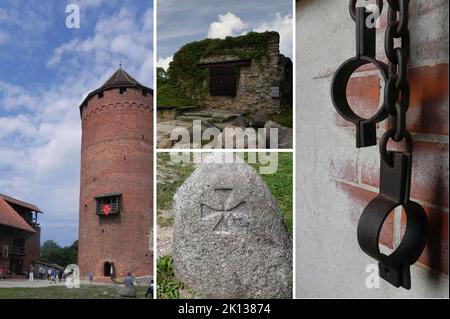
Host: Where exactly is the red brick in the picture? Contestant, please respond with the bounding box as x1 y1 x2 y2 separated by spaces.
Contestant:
79 84 153 279
335 181 393 248
361 141 449 208
401 206 449 274
330 157 358 183
408 64 449 135
346 75 382 119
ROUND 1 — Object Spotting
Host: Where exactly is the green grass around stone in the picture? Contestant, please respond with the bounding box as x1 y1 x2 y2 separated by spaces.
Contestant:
157 153 196 213
156 153 293 298
246 153 293 234
0 285 149 299
157 255 183 299
157 152 293 233
272 113 293 128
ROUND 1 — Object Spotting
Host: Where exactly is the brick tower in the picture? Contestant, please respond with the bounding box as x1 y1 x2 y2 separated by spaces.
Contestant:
78 68 153 280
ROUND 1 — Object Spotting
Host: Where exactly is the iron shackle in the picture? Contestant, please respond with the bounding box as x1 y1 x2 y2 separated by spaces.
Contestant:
331 7 389 148
357 151 428 289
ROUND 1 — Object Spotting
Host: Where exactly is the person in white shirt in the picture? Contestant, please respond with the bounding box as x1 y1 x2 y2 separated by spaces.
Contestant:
29 265 34 282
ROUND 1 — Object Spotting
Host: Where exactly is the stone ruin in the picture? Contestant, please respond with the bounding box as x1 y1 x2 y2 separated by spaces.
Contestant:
197 32 292 114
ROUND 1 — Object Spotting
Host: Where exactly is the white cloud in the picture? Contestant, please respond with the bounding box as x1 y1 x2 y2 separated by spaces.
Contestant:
157 55 173 71
207 12 246 39
47 7 153 86
0 81 37 110
205 12 292 58
253 13 293 58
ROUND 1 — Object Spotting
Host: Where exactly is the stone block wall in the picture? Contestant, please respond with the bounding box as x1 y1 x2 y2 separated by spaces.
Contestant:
296 0 448 297
202 32 292 114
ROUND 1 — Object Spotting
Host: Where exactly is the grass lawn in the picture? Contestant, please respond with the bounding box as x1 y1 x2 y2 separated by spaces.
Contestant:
157 152 196 214
247 152 293 233
0 285 150 299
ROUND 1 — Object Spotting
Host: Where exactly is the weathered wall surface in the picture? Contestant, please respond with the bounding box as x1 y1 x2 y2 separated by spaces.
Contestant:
296 0 448 297
79 87 153 279
203 33 291 114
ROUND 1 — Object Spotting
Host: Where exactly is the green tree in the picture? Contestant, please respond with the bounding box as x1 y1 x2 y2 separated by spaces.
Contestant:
40 240 78 267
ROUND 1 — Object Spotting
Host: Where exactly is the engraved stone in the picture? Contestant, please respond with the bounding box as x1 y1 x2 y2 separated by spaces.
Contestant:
172 161 292 298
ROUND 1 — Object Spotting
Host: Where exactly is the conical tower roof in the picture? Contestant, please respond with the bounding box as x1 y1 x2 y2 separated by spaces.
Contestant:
79 67 152 115
99 68 144 90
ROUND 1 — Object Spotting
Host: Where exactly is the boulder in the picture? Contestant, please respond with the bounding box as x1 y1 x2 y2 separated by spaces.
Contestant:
231 115 250 127
264 120 293 149
172 161 293 298
251 110 271 128
117 285 137 298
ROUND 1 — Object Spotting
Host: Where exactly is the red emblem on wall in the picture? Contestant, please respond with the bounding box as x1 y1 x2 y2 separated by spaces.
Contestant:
102 204 111 216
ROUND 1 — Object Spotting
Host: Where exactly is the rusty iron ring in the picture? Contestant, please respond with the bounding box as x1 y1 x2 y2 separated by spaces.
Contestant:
331 56 389 127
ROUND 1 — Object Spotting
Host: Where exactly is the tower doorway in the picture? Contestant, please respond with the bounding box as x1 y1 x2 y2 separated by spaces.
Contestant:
103 262 111 276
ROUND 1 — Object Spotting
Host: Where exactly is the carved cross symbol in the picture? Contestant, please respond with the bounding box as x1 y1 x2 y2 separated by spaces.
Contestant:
201 188 246 234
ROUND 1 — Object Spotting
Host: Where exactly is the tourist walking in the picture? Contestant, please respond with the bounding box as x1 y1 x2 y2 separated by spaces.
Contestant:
0 266 4 280
88 271 94 283
29 265 34 282
145 279 154 298
51 269 57 284
47 268 52 281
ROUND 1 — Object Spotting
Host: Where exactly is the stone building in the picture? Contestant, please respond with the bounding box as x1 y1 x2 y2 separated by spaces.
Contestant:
78 68 153 280
0 194 42 277
197 32 292 114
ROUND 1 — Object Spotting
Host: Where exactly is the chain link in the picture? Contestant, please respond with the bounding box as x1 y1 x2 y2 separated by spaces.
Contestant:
349 0 384 21
381 0 411 164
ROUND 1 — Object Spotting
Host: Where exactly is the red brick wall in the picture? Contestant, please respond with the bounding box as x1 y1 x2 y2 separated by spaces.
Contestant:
333 1 448 275
78 87 153 279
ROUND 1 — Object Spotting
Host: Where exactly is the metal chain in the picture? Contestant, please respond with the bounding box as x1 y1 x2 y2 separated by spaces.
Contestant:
381 0 412 165
337 0 427 291
349 0 384 21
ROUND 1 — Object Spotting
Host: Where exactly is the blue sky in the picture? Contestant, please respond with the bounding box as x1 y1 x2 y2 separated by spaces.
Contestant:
157 0 293 70
0 0 153 246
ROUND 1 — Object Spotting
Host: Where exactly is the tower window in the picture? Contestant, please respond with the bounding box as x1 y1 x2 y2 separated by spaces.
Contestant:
142 90 147 97
119 87 127 95
95 193 121 216
98 91 104 99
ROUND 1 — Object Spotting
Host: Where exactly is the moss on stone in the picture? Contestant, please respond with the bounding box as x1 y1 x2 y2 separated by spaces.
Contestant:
158 32 278 107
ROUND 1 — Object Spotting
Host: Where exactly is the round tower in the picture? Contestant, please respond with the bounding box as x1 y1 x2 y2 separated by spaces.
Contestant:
78 68 153 279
